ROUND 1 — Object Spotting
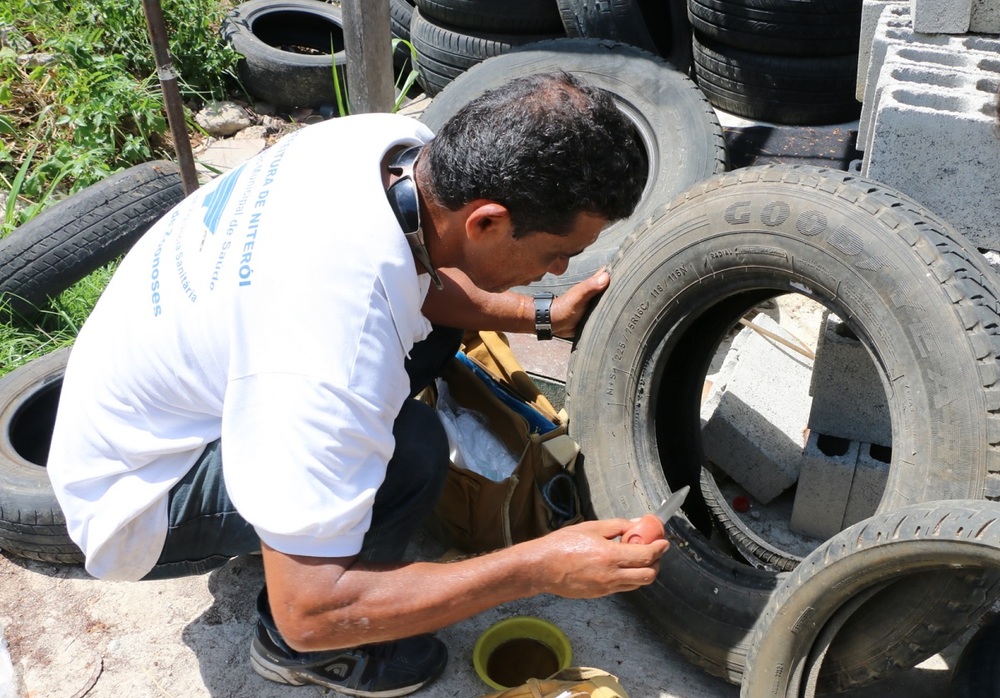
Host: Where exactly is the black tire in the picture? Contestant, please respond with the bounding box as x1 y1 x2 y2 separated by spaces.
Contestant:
691 32 861 125
415 0 563 34
687 0 862 56
742 501 1000 696
565 165 1000 684
390 0 416 41
221 0 347 109
951 612 1000 698
0 348 82 564
0 161 183 321
557 0 693 72
700 469 800 572
418 38 727 296
410 8 562 97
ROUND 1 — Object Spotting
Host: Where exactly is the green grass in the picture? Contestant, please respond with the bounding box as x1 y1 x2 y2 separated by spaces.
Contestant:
0 0 240 236
0 2 420 379
0 0 240 377
0 263 116 376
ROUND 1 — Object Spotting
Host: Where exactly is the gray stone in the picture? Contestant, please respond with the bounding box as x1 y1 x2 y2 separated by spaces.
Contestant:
700 313 813 504
858 1 909 101
791 432 860 540
843 442 891 528
972 0 1000 32
912 0 972 34
808 312 891 447
863 62 1000 250
194 100 252 137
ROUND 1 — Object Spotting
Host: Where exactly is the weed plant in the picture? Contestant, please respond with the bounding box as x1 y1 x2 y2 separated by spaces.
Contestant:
0 264 116 376
0 0 240 235
0 0 239 376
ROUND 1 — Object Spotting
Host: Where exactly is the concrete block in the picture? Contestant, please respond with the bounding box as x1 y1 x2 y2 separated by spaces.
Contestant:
859 3 913 123
858 1 906 101
807 312 891 447
863 76 1000 250
843 442 891 527
791 432 860 540
859 6 1000 149
972 0 1000 33
700 313 813 504
860 42 1000 151
912 0 971 34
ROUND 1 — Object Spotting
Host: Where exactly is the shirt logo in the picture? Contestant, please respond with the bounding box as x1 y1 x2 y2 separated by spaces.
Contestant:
201 163 247 235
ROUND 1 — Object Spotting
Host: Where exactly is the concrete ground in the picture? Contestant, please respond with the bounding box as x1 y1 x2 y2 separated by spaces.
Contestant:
0 107 987 698
0 523 976 698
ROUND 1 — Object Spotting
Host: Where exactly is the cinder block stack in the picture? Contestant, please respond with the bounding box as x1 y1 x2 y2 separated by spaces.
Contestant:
857 0 1000 251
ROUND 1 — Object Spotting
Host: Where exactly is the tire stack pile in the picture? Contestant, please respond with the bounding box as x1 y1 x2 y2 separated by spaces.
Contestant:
688 0 864 124
391 0 697 97
390 0 565 97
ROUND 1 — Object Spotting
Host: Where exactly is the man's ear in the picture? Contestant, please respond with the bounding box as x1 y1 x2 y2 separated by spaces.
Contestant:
464 201 511 240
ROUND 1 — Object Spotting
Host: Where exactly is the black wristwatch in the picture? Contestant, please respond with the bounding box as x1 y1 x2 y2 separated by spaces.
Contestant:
533 292 555 340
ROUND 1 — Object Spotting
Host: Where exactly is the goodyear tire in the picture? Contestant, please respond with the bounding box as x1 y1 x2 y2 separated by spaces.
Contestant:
419 38 727 296
0 161 183 321
0 348 82 564
566 165 1000 684
742 501 1000 696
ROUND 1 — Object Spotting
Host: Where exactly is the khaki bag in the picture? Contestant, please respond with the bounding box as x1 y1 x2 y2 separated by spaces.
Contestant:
479 667 630 698
422 331 583 553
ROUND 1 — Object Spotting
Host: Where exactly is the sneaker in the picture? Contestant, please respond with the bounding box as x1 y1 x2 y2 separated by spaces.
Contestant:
250 619 448 697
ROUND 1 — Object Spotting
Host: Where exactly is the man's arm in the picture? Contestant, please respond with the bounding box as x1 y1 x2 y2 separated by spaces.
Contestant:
421 267 609 338
261 518 667 652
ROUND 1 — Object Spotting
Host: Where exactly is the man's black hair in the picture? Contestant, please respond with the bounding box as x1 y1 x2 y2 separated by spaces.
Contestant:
421 71 646 238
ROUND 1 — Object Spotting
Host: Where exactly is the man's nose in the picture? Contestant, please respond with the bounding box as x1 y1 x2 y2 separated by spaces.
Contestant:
548 257 570 276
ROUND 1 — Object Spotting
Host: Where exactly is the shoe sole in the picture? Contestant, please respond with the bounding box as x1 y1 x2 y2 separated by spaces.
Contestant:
250 639 437 697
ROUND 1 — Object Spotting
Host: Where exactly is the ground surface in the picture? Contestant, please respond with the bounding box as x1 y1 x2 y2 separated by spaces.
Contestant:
0 528 977 698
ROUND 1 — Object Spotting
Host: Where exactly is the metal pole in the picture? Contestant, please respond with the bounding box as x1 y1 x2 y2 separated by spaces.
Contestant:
141 0 199 195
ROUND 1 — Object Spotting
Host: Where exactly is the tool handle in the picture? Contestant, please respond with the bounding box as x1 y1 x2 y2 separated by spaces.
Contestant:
622 514 665 545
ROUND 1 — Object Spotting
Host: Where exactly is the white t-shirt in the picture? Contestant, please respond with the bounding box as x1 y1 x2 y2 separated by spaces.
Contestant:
48 113 435 580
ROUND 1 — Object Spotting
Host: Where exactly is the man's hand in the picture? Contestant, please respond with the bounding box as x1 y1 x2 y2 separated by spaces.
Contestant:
551 268 610 339
422 266 610 337
519 518 669 598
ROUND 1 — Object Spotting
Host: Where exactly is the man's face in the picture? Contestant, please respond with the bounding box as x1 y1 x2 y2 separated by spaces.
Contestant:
466 211 607 293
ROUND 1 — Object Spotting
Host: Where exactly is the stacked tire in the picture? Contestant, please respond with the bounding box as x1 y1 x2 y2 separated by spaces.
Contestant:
407 0 566 96
400 0 696 97
689 0 864 124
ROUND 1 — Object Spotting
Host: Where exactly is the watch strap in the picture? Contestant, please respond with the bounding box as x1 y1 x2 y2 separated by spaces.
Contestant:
533 292 555 340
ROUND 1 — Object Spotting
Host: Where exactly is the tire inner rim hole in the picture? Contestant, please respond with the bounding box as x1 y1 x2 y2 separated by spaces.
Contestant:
10 381 61 466
695 293 894 564
252 12 345 55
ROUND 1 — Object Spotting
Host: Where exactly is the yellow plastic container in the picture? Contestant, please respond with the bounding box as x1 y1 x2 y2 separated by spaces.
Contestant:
473 615 573 690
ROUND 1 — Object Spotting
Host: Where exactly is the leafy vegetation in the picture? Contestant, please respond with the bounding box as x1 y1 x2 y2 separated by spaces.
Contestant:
0 0 240 235
0 263 116 374
0 0 239 375
0 2 421 378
